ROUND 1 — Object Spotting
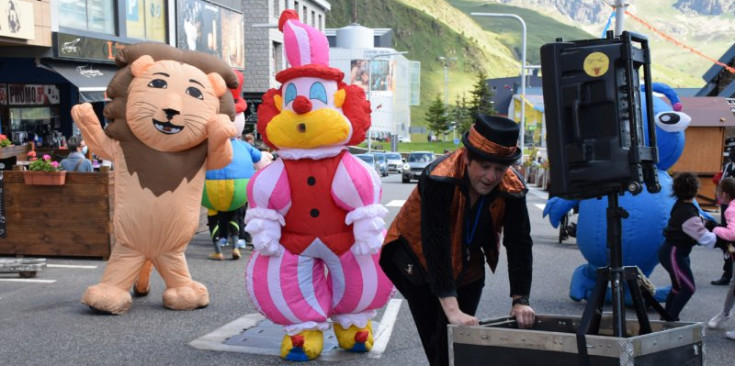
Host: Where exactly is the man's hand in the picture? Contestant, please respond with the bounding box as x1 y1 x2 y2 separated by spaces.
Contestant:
510 304 535 329
439 296 479 326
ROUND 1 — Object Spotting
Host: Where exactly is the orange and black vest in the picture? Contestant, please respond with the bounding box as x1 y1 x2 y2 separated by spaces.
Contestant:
383 148 526 284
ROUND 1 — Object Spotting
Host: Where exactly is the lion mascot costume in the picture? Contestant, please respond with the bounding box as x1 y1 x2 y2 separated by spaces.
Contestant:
71 43 237 314
244 10 394 361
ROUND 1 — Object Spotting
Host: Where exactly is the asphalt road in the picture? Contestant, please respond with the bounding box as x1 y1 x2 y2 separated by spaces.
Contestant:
1 173 734 365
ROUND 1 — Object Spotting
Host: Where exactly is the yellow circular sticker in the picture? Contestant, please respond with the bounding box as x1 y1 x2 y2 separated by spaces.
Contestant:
583 52 610 77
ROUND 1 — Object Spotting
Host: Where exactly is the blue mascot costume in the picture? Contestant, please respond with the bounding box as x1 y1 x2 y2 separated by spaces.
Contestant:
543 82 707 303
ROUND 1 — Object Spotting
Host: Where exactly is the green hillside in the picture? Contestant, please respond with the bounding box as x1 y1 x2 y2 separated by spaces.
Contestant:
327 0 519 136
326 0 604 138
445 0 704 87
325 0 705 139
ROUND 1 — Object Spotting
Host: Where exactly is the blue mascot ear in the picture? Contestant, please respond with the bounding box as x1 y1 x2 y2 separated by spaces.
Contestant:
131 55 155 77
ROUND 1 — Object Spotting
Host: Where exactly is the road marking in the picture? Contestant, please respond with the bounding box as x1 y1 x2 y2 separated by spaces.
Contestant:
47 264 98 269
534 203 546 211
0 278 56 283
369 298 402 358
527 186 549 200
385 200 406 207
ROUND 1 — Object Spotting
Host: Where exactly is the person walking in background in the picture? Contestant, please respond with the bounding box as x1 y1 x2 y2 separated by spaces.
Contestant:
60 135 93 172
707 176 735 339
712 145 735 285
379 114 535 366
203 70 261 260
658 172 717 321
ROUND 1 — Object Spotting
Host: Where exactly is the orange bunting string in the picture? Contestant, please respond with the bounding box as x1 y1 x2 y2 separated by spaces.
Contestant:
621 10 735 75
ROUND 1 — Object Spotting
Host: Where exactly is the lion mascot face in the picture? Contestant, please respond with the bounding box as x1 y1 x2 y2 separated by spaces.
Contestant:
126 56 228 152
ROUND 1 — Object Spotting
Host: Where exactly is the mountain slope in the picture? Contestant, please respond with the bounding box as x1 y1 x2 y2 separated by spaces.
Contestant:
327 0 520 130
486 0 734 86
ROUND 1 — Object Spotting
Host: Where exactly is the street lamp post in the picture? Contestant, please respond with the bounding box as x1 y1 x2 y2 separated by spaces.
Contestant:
471 12 527 152
366 51 408 152
438 56 457 142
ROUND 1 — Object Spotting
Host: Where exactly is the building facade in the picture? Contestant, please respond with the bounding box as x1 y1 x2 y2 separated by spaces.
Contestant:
0 0 246 150
327 23 418 143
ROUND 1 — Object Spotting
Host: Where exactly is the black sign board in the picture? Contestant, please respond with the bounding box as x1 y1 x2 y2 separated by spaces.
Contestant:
54 33 130 63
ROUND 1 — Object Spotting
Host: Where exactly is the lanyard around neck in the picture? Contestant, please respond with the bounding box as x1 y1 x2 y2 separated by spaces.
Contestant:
464 196 486 245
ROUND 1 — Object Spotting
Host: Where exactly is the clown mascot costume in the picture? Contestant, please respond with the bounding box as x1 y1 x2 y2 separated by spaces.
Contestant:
244 10 394 361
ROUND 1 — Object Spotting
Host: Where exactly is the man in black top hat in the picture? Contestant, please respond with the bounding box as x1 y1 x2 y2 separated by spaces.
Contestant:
380 114 535 366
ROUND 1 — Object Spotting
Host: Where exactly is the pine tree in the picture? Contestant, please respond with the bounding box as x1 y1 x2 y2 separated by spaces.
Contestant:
469 70 496 119
452 93 473 136
425 94 450 140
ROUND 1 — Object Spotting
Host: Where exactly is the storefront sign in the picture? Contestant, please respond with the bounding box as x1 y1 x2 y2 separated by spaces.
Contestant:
7 84 60 106
0 0 34 40
0 84 7 105
55 33 130 63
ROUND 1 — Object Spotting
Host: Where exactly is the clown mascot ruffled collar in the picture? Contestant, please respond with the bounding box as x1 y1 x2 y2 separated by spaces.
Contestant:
244 10 394 362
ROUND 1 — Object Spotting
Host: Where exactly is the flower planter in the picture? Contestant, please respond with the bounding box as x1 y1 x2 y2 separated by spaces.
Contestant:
23 171 67 186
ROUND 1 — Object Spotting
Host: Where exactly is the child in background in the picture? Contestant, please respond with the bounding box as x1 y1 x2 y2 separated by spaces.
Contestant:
658 172 717 321
707 176 735 340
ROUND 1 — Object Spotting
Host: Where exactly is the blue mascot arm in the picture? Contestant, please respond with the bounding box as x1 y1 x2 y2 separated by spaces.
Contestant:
692 199 715 222
543 197 579 228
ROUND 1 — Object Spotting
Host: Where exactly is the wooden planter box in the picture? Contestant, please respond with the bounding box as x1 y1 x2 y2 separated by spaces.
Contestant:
0 171 115 259
0 144 29 161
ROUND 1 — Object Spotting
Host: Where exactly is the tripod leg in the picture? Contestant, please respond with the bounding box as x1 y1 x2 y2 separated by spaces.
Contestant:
576 267 609 366
625 268 652 334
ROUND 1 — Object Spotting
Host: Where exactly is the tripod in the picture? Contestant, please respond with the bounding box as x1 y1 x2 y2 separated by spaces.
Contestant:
575 190 674 365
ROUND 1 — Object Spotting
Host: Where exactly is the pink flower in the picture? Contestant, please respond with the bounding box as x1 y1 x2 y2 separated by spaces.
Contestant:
43 154 51 161
50 161 59 168
27 151 36 158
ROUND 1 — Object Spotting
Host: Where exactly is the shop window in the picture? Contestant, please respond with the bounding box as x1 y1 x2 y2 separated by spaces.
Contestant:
318 14 322 31
311 10 315 27
302 5 306 22
126 0 167 42
58 0 116 35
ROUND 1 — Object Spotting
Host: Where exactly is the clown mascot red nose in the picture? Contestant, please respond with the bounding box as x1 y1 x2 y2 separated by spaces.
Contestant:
244 10 395 362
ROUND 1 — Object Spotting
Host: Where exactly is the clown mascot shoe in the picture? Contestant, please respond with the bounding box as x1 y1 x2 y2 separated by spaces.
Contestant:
245 10 394 361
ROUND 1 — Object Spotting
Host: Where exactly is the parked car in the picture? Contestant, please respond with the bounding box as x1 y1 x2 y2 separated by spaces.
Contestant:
370 152 389 177
402 151 435 183
385 152 404 174
354 153 381 176
398 135 411 143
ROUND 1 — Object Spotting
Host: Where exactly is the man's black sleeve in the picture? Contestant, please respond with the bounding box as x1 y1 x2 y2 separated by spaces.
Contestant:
420 177 458 298
502 193 533 297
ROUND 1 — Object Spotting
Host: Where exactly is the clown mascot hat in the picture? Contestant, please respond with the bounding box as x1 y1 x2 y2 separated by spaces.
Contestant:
244 10 394 362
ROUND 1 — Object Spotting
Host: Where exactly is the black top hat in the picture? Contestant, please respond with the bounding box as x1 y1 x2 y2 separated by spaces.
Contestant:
461 114 522 164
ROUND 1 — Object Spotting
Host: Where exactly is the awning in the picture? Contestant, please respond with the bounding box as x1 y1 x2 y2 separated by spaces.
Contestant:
42 61 118 102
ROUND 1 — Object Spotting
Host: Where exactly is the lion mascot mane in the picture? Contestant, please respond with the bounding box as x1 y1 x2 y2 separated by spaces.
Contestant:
244 10 394 361
72 43 237 314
